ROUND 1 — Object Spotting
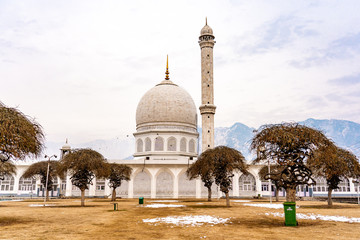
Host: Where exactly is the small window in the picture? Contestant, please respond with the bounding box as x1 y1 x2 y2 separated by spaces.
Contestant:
137 139 143 152
167 137 177 151
145 138 151 151
155 137 164 151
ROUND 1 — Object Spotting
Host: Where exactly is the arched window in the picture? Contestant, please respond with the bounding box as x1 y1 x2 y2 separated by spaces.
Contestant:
137 139 143 152
180 138 187 152
145 138 151 152
155 137 164 151
167 137 176 151
334 177 350 192
0 175 14 191
189 139 195 153
18 177 36 191
239 174 256 191
313 176 327 192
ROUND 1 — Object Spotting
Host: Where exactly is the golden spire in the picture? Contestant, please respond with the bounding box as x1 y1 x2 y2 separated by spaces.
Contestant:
165 55 170 80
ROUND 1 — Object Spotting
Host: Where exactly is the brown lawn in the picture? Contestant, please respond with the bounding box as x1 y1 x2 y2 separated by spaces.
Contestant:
0 198 360 240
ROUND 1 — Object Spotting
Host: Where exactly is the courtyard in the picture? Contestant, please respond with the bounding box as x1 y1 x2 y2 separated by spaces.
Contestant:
0 198 360 239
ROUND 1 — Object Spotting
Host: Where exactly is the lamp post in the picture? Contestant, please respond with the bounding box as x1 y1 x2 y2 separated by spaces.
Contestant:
268 158 272 204
43 154 57 206
259 145 271 204
353 179 359 205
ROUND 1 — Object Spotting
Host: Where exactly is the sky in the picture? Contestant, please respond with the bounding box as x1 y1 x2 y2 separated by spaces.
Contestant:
1 0 360 144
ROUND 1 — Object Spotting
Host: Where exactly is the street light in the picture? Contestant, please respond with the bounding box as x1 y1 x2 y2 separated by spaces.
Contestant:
43 154 57 206
259 145 272 204
353 179 359 205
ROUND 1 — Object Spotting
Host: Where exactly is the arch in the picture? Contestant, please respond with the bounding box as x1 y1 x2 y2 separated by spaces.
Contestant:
0 174 14 191
133 171 151 197
180 138 187 152
178 171 196 197
167 137 177 151
189 139 195 153
334 177 350 192
155 137 164 151
313 176 327 192
137 139 143 152
156 171 173 197
145 137 151 152
116 180 129 198
201 181 219 197
18 177 36 191
239 173 256 192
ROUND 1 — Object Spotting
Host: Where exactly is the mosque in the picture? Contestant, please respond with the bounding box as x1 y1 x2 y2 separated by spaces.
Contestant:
1 21 358 199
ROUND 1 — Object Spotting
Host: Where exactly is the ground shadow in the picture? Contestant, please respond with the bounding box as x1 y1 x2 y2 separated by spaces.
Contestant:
0 216 32 226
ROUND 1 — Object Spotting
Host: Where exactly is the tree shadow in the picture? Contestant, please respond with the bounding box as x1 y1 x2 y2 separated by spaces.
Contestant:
0 217 32 226
187 205 229 209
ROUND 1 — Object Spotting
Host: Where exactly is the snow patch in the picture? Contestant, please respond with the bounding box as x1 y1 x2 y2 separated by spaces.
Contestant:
29 204 56 207
143 215 230 226
265 212 360 223
232 200 251 203
145 204 185 208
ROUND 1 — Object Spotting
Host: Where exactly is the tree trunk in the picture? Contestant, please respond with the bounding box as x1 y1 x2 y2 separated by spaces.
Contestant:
286 187 296 202
275 187 279 202
111 188 117 202
207 187 212 202
328 188 333 206
225 192 230 207
81 189 85 207
46 189 49 201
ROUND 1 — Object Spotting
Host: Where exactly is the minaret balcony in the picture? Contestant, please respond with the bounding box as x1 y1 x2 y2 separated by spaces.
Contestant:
199 104 216 114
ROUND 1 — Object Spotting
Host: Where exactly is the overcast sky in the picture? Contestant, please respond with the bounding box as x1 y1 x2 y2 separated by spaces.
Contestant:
1 0 360 144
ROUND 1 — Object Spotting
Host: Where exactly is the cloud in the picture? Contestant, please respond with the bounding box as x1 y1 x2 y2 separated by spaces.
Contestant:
234 15 318 56
290 32 360 68
328 73 360 86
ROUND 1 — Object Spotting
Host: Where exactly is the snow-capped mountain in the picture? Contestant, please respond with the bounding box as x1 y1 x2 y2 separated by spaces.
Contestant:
42 118 360 161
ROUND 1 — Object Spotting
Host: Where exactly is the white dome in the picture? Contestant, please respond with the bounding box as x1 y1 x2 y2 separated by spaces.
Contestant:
136 80 197 128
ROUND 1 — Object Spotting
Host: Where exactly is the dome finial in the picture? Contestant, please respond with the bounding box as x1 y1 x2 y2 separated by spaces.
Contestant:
206 17 207 25
165 55 170 80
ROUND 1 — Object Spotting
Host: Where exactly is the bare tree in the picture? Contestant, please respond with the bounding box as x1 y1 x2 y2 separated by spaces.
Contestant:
308 146 360 206
0 161 16 180
58 149 109 206
22 160 62 200
188 146 248 206
251 123 334 203
0 102 44 162
107 163 132 201
211 146 248 207
186 154 215 202
258 165 285 202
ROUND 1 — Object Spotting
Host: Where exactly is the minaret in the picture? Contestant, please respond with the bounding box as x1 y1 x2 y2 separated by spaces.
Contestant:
199 18 216 152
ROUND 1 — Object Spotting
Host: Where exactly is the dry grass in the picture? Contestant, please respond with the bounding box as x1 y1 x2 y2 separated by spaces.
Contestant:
0 198 360 240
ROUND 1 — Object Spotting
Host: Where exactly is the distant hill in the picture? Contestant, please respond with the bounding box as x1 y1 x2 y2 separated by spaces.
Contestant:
209 119 360 160
42 118 360 161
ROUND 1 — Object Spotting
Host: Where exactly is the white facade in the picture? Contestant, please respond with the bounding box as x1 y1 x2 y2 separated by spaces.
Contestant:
1 21 359 200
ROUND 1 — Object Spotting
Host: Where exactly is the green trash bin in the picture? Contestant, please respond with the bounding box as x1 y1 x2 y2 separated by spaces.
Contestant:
139 197 144 204
283 202 297 226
